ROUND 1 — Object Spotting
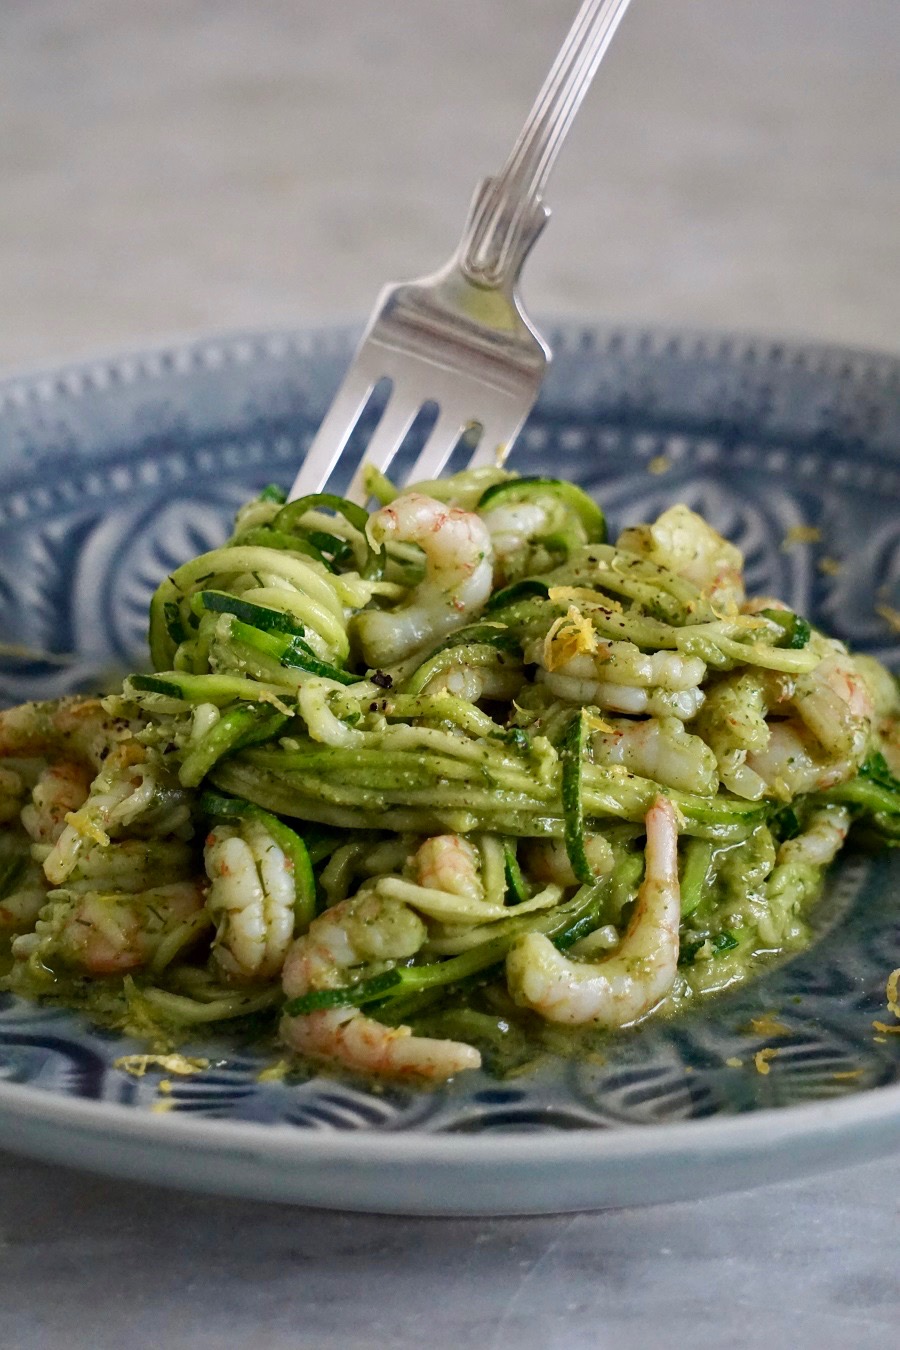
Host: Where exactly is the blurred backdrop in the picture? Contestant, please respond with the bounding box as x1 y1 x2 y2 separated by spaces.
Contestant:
1 0 898 369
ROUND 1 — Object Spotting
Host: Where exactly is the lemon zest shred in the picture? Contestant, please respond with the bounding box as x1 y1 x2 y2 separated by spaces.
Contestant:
781 525 821 550
725 1056 743 1069
872 1021 900 1035
886 967 900 1019
746 1013 791 1038
256 1059 291 1084
64 809 110 849
754 1047 778 1075
875 603 900 636
542 606 602 671
583 710 616 735
113 1053 210 1078
831 1069 864 1081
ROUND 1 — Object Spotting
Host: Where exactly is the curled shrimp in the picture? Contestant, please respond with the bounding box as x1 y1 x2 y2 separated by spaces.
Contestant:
777 807 850 868
480 499 551 584
414 834 482 901
42 758 192 887
505 796 681 1026
788 643 873 760
355 493 494 665
590 717 718 795
0 697 140 772
13 881 206 974
20 761 93 846
524 835 614 889
281 891 481 1079
531 638 707 720
204 821 296 980
617 504 745 611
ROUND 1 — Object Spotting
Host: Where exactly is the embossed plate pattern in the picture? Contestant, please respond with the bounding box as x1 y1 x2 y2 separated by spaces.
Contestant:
0 323 896 1213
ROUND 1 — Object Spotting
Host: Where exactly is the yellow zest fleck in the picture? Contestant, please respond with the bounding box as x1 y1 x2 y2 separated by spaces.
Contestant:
258 690 296 717
874 1037 887 1044
647 455 671 475
754 1047 778 1075
781 525 821 550
887 967 900 1019
64 809 110 849
831 1069 863 1081
872 1021 900 1035
151 1099 174 1114
158 1079 173 1095
583 710 615 734
875 603 900 636
725 1056 743 1069
113 1053 210 1079
746 1013 791 1038
818 557 842 576
542 606 602 671
256 1058 291 1084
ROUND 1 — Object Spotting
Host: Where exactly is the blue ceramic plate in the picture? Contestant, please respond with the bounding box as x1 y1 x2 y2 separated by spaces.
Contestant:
0 323 897 1214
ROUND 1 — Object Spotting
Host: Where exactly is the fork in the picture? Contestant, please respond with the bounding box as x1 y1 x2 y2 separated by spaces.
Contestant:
288 0 634 504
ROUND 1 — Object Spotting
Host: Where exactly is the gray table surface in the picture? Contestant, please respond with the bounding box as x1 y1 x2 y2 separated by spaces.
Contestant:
0 1 898 1346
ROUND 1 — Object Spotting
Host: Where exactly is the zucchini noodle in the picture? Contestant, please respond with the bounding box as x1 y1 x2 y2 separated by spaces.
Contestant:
0 470 897 1082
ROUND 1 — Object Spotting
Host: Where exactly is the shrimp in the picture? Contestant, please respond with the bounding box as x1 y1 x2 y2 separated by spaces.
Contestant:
590 717 718 795
789 643 873 760
355 493 494 665
505 795 681 1026
617 504 745 612
745 720 857 797
204 821 297 980
740 642 873 797
42 759 192 887
414 834 482 901
13 881 206 974
524 835 614 888
0 697 141 772
777 807 850 868
20 761 93 845
422 662 522 702
531 638 707 720
480 499 550 584
280 891 481 1079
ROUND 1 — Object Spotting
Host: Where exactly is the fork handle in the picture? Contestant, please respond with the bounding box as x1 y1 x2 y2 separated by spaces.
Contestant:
459 0 633 288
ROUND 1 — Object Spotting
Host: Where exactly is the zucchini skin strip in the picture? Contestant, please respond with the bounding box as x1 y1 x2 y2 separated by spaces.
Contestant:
561 712 600 885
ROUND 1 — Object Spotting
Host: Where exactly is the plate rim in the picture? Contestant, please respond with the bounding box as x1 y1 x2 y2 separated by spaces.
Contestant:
0 320 897 1197
0 1073 898 1164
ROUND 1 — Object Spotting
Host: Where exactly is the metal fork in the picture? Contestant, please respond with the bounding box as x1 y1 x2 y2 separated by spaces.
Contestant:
289 0 634 504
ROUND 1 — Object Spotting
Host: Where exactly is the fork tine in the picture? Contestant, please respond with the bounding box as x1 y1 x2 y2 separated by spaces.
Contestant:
405 409 468 486
288 369 376 499
345 393 421 502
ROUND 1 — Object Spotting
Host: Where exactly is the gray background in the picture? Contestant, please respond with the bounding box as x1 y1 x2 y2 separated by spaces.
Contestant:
0 1 898 1346
1 0 898 371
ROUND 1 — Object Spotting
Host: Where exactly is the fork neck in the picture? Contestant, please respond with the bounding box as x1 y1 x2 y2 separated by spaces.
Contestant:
458 0 633 289
456 177 550 294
